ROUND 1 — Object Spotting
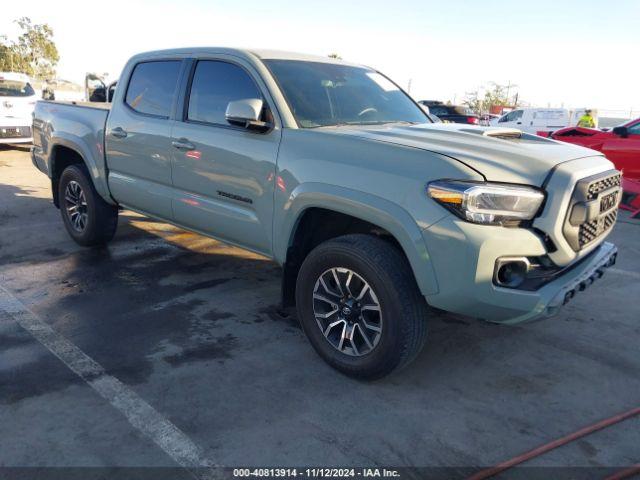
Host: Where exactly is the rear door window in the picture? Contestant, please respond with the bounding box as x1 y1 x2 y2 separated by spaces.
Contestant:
187 60 262 126
125 61 182 117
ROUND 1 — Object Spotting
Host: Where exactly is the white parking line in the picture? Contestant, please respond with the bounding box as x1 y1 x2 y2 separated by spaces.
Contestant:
0 285 216 479
609 268 640 280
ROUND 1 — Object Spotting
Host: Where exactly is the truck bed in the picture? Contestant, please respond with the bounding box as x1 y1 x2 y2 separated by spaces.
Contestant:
54 100 112 110
31 100 111 201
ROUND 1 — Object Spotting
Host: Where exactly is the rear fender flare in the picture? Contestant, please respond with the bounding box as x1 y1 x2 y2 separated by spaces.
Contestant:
49 133 114 205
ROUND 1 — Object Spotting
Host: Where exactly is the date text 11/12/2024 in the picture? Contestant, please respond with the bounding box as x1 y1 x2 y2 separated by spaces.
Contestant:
233 468 401 477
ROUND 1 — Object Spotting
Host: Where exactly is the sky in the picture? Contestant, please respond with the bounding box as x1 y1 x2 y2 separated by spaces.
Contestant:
3 0 639 114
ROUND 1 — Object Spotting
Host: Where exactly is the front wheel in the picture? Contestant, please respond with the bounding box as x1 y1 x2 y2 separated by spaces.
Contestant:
58 164 118 246
295 234 429 379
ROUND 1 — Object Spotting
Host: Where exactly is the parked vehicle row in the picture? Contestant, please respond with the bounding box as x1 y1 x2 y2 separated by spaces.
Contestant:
32 48 621 378
418 100 479 124
1 71 118 147
420 105 604 135
489 108 570 134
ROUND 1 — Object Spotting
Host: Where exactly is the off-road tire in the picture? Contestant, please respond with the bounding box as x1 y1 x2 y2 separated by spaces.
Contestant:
295 234 429 380
58 164 118 246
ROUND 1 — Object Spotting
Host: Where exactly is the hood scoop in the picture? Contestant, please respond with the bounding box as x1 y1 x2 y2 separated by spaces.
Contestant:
459 127 523 139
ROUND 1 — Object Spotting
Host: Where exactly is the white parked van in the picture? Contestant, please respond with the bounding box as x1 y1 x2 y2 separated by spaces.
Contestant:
0 72 38 144
490 108 570 134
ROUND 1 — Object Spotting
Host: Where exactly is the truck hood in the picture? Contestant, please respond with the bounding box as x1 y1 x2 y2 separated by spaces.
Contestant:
322 122 604 185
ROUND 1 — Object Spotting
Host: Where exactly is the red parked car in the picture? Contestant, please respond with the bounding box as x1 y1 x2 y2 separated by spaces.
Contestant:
547 118 640 180
547 118 640 217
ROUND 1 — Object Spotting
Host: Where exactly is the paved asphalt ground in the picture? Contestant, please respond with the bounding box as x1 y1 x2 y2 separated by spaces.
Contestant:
0 145 639 479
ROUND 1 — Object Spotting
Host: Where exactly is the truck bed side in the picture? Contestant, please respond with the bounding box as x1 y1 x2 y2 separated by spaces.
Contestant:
32 101 114 205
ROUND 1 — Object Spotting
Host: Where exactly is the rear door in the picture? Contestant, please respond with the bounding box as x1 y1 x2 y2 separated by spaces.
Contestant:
602 120 640 180
105 59 184 220
170 57 281 255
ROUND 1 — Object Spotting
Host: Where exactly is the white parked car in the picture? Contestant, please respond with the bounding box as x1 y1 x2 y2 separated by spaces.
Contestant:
0 72 38 144
490 108 570 134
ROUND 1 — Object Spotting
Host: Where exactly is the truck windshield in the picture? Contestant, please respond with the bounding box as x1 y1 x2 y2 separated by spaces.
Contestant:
264 60 428 128
0 79 35 97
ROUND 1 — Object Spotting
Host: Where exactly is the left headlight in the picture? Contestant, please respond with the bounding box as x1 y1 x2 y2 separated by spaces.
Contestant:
427 180 545 226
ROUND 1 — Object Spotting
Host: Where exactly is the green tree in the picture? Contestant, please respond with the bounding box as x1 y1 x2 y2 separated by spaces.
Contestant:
0 35 26 72
463 90 482 114
328 53 342 60
464 82 519 114
0 17 59 80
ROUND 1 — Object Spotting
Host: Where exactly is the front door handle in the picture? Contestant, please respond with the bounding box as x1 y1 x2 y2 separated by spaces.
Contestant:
111 127 128 138
172 138 195 150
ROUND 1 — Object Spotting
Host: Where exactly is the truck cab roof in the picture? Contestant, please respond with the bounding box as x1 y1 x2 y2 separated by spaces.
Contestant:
129 47 365 68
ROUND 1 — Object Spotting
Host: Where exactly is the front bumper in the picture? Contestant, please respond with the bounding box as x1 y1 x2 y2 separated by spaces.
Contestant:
422 215 618 324
544 241 616 315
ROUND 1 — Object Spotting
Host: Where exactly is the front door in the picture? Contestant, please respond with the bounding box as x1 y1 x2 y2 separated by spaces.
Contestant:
105 59 183 220
170 58 281 256
497 110 524 129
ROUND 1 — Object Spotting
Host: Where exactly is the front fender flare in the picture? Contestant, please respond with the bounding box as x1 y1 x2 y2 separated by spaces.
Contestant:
276 182 439 296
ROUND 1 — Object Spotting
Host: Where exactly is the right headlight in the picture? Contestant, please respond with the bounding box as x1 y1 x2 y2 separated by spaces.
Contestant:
427 180 545 226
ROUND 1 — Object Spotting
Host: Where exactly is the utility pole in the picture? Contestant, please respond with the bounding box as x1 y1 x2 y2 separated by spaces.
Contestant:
506 80 512 105
407 79 412 94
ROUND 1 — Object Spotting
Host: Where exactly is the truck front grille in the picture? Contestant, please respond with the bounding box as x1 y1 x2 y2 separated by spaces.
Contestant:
578 210 617 248
563 171 621 252
587 175 621 200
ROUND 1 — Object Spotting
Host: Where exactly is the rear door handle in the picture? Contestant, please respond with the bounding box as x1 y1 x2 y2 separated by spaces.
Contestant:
111 127 128 138
172 138 195 150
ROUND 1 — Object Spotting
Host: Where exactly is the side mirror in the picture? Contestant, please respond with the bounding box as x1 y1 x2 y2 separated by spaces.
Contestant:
612 126 628 138
225 98 271 132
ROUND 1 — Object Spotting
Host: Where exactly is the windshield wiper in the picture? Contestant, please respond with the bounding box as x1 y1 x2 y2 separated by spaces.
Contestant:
331 120 418 127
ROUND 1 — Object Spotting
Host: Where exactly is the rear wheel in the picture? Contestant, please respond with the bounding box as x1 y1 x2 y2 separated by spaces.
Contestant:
58 164 118 246
295 234 429 379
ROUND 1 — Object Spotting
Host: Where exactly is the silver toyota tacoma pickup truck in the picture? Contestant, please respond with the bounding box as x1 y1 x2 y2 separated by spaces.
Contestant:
32 48 621 378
